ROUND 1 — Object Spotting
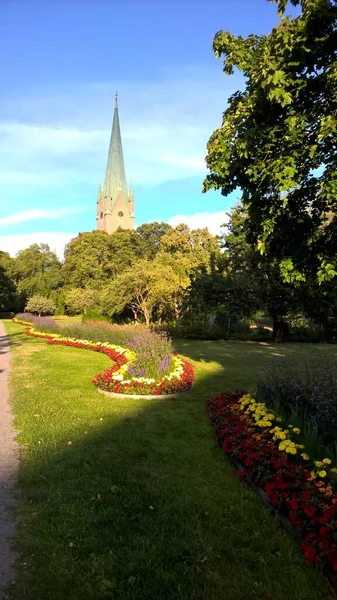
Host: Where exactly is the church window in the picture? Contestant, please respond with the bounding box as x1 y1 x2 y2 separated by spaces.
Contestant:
100 212 103 219
118 211 124 217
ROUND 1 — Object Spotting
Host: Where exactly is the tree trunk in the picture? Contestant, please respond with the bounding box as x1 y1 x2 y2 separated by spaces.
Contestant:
131 307 139 324
142 306 151 327
272 318 289 342
174 299 181 330
209 313 216 328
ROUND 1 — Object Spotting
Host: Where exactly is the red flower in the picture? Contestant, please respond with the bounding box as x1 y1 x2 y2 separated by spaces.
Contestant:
271 494 278 507
304 505 316 518
205 389 337 578
301 543 317 564
319 526 330 536
289 513 297 527
22 324 194 397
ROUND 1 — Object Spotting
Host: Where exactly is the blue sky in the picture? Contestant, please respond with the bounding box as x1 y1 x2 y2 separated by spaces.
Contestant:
0 0 294 257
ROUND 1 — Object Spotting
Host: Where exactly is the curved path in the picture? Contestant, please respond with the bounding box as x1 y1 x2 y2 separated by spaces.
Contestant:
0 321 18 599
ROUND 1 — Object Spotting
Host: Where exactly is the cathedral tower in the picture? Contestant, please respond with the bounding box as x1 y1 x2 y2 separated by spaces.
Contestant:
96 93 135 233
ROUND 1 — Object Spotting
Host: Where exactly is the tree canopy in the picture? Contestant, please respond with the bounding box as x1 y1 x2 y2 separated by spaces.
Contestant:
25 295 56 316
0 251 17 312
203 0 337 284
11 244 62 304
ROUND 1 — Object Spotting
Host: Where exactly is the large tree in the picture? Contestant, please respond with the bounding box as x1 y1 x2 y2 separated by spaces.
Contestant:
99 259 176 326
12 244 62 303
136 222 173 259
190 205 303 339
62 232 113 287
62 229 142 288
0 251 17 312
203 0 337 284
64 287 99 315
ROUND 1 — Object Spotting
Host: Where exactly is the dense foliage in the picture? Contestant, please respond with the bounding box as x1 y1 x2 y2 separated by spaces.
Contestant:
256 355 337 459
25 295 56 316
203 0 337 285
3 209 337 341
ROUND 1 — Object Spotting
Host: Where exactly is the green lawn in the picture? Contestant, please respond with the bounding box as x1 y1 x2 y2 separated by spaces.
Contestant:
4 321 336 600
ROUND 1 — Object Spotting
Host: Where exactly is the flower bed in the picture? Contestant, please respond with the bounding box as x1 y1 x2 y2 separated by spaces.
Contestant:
12 318 194 397
206 391 337 578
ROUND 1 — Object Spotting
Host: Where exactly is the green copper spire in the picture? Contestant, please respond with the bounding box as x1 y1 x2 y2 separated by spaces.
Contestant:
103 92 127 204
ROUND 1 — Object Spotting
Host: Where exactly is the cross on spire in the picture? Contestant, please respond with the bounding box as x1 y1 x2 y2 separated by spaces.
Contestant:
115 91 118 108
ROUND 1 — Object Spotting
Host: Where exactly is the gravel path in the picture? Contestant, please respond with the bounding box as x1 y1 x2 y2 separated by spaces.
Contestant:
0 321 18 599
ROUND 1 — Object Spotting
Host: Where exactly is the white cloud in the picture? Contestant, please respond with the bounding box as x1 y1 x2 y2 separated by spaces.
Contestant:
0 207 83 226
0 233 76 259
161 154 206 170
0 122 103 155
0 67 240 191
168 210 230 236
0 171 53 185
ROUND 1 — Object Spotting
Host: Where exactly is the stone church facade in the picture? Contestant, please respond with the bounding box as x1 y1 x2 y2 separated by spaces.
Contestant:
96 93 134 233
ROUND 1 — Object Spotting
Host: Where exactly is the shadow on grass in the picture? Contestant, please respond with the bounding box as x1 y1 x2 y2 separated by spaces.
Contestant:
4 353 333 600
175 339 337 389
0 333 24 351
2 324 335 599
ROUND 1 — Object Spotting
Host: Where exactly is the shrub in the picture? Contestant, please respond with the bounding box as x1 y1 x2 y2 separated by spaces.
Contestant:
287 325 323 343
231 326 271 342
25 295 56 316
0 311 14 319
15 312 35 322
127 329 173 379
154 321 230 340
256 355 337 460
15 313 56 326
82 309 109 323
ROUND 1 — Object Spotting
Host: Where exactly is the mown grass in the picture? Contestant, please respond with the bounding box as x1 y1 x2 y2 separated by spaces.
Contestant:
4 321 336 600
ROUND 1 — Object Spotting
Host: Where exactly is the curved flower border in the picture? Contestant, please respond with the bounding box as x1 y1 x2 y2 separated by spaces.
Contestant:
207 391 337 578
12 318 194 396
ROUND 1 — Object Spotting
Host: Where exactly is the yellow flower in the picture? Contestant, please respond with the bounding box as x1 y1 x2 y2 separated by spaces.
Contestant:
310 471 317 479
278 432 287 440
315 461 324 468
323 458 332 465
285 447 297 455
257 420 272 427
301 453 310 460
318 470 327 478
276 417 282 422
331 468 337 474
293 428 300 434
